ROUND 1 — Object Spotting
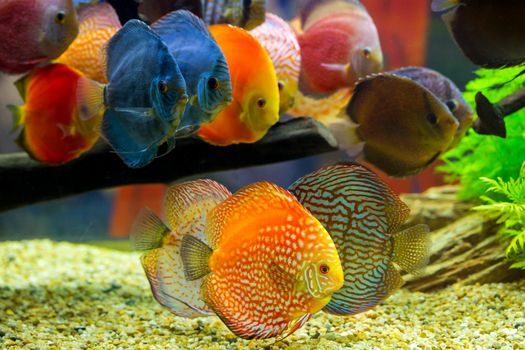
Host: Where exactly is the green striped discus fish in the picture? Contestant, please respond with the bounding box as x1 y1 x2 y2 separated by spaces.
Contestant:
289 163 431 315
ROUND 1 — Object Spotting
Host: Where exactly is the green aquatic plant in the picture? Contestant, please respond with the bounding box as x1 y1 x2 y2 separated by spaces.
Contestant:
473 162 525 269
439 66 525 200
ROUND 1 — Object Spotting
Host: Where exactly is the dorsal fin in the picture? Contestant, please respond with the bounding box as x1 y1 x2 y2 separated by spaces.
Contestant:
164 179 231 243
152 9 210 39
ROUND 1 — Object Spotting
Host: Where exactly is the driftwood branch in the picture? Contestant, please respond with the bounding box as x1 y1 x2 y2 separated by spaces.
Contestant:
474 86 525 138
0 118 338 213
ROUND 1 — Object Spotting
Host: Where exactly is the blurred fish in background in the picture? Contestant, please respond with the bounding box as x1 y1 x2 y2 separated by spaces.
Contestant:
432 0 525 68
0 0 79 74
296 0 383 98
201 0 266 29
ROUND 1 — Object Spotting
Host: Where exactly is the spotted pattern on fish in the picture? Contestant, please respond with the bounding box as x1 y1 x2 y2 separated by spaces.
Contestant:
250 13 300 83
289 163 410 315
202 181 343 339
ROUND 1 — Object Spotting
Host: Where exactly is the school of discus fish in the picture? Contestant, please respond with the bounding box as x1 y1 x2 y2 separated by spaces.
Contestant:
1 0 489 177
131 163 431 339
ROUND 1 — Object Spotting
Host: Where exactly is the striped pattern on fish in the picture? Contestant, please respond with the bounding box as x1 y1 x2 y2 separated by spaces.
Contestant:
289 163 430 316
251 13 300 83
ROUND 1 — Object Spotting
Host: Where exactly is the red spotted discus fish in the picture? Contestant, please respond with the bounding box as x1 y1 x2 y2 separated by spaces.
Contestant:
0 0 79 74
133 180 344 339
9 64 103 164
289 163 431 316
250 13 301 114
57 2 122 83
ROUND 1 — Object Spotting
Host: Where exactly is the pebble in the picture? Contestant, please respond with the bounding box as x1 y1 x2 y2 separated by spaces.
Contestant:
1 240 524 349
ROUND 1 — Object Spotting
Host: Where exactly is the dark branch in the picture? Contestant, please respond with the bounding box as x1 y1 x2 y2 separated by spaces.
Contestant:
0 118 338 213
474 87 525 138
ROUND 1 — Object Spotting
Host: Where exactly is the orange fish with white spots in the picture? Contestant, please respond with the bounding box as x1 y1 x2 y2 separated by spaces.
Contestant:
132 180 344 339
57 2 121 83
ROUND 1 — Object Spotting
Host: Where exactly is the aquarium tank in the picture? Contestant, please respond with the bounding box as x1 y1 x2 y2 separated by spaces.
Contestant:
1 0 524 349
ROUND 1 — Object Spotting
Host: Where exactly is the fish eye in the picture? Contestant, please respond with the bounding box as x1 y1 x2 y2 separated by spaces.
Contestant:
158 80 169 94
446 99 458 112
427 113 438 125
278 81 284 91
319 264 330 275
55 11 66 24
207 77 219 90
256 98 266 108
362 47 371 58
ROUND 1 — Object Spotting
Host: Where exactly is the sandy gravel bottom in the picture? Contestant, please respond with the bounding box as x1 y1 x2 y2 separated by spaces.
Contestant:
1 240 524 349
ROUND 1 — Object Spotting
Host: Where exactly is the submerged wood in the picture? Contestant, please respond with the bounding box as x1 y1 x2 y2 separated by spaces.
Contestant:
401 186 525 291
0 118 338 212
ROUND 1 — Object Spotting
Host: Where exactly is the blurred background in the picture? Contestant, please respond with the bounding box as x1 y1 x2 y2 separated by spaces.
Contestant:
0 0 477 242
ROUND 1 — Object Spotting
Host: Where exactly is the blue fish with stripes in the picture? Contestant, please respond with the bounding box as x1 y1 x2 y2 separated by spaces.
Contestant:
77 20 188 168
152 10 232 135
288 162 431 316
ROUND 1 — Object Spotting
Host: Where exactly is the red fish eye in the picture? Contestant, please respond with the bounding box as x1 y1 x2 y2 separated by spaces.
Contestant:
257 98 266 108
55 11 66 24
208 77 219 90
278 81 284 90
158 80 168 94
320 264 329 274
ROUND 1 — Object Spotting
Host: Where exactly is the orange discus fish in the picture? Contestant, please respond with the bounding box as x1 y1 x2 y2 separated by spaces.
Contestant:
9 63 103 164
132 180 344 340
57 2 121 83
198 24 279 146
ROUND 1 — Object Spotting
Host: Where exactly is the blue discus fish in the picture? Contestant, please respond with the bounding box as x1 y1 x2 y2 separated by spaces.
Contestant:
289 163 431 316
78 19 188 168
152 10 232 134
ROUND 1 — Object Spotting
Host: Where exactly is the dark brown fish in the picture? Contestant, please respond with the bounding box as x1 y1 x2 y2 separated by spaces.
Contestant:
391 66 474 146
432 0 525 68
344 72 459 177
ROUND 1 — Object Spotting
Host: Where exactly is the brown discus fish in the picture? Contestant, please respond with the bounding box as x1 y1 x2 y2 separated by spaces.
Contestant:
391 66 474 146
343 72 459 177
432 0 525 68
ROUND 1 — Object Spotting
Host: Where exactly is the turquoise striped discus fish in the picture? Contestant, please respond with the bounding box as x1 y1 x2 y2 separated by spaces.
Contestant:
288 163 431 315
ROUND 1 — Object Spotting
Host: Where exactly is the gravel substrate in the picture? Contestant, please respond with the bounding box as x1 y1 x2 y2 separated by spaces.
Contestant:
1 240 524 349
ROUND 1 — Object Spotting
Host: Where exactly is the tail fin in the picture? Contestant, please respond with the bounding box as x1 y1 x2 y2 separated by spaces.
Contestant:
77 76 105 121
180 235 213 281
391 224 431 273
130 208 171 251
